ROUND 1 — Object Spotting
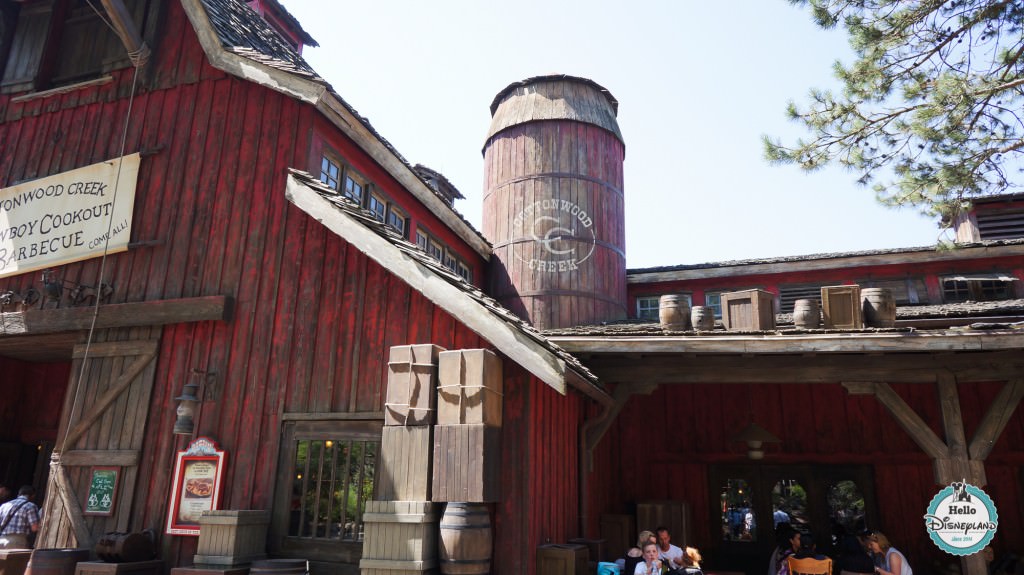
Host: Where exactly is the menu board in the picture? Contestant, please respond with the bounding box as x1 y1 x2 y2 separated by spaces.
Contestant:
165 437 226 535
84 467 119 516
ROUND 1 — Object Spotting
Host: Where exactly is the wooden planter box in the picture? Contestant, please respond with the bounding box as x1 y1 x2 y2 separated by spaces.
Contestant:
821 285 863 329
194 510 269 566
0 550 32 575
721 289 776 331
537 544 588 575
359 501 440 575
385 344 444 426
432 424 502 502
437 349 503 427
377 425 433 501
75 561 164 575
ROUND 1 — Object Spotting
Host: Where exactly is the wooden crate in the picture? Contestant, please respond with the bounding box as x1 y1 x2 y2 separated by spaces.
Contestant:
194 510 269 566
821 285 863 329
536 544 588 575
385 344 444 426
437 349 503 427
377 425 433 501
637 501 691 548
75 561 164 575
720 289 775 331
599 514 633 562
359 501 440 575
432 424 502 503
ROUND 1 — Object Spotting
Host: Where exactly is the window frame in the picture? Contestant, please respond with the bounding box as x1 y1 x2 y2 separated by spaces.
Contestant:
367 191 386 222
319 155 341 192
386 204 408 238
269 418 382 565
940 273 1018 303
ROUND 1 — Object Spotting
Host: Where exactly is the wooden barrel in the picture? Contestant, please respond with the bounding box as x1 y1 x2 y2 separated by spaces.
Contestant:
862 288 896 328
483 75 627 330
690 305 715 331
249 559 308 575
439 503 491 575
792 299 821 329
24 549 89 575
659 295 690 330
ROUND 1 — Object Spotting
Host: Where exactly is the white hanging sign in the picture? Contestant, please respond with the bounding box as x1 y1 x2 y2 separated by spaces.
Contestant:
0 153 140 278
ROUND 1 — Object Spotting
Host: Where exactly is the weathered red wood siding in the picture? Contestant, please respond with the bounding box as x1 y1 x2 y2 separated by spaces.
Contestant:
0 0 551 569
587 381 1024 570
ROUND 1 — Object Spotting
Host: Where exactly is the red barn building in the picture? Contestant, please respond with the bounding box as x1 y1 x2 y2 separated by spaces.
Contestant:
0 2 1021 575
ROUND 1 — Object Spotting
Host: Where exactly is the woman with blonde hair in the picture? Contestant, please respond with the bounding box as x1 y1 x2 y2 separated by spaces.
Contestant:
618 530 657 574
868 532 912 575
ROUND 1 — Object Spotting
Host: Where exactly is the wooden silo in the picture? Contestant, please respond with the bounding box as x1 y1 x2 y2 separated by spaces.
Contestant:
483 75 627 330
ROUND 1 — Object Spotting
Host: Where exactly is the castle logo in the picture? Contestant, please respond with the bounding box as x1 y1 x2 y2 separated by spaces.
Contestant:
923 480 998 556
512 199 596 273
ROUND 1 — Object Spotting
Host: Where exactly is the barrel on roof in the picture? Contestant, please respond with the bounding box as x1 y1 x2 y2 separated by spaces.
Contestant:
482 75 627 330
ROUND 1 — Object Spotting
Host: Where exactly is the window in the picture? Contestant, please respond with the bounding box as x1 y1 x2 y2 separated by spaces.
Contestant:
427 239 443 262
386 205 407 237
367 193 386 222
941 274 1018 303
415 231 428 251
636 296 660 320
721 478 756 542
857 277 927 305
319 156 340 191
343 173 364 204
273 419 381 564
457 261 472 284
704 292 723 319
1 0 159 93
443 250 458 272
636 294 692 320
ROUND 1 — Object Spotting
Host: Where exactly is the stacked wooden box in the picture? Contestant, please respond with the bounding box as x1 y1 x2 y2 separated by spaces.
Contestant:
821 285 863 329
721 289 776 331
433 349 503 503
361 344 443 575
193 510 269 567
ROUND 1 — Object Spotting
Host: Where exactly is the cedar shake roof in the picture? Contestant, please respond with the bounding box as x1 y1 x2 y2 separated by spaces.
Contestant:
542 299 1024 337
286 169 601 389
627 237 1024 275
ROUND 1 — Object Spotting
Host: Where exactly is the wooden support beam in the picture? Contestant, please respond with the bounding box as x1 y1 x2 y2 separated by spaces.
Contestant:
969 378 1024 461
0 296 232 337
52 463 92 549
59 450 139 467
872 383 950 461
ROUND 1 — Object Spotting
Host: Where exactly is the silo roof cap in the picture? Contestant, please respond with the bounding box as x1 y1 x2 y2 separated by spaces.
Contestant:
489 74 619 116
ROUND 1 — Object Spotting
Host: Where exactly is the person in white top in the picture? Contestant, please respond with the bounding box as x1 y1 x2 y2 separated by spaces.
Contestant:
635 542 663 575
656 526 686 570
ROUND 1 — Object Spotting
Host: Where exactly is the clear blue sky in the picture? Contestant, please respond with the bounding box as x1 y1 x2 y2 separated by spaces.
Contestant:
284 0 941 269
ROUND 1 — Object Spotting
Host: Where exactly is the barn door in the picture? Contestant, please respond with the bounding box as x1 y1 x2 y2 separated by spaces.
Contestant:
37 328 160 549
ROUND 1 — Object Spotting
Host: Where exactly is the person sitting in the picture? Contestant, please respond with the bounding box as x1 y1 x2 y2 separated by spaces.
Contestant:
656 526 686 571
635 541 663 575
774 526 802 575
681 545 704 574
618 530 657 574
794 533 829 560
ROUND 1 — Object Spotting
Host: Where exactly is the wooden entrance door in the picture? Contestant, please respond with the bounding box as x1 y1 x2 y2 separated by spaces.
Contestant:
707 463 877 575
37 329 160 549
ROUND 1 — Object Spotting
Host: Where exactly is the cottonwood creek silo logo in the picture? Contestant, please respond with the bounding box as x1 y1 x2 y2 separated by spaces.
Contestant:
512 199 596 272
923 481 997 555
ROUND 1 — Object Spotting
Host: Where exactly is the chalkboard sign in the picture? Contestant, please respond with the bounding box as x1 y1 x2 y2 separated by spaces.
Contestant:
84 467 119 516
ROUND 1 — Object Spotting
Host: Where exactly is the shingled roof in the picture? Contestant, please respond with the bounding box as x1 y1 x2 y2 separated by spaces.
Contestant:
285 170 607 402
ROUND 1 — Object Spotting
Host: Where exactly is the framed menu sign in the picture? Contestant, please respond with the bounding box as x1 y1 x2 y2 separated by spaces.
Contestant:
165 437 226 535
84 467 119 516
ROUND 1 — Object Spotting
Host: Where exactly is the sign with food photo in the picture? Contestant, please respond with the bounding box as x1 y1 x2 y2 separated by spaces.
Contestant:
166 437 226 535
